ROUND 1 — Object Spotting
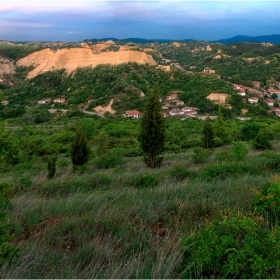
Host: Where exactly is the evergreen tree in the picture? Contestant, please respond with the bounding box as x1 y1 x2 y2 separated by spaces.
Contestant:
202 117 214 148
71 129 90 170
139 86 165 168
46 155 57 179
214 106 230 146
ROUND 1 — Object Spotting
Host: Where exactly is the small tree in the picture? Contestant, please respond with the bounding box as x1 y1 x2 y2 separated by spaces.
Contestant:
214 106 230 146
46 155 57 179
139 86 165 168
71 129 90 171
202 117 214 148
231 141 249 161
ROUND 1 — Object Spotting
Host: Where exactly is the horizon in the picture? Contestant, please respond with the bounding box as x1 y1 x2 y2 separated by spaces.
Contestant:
2 33 280 43
1 1 280 42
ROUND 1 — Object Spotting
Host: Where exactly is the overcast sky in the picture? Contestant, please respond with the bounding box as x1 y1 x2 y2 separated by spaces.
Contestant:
1 1 280 42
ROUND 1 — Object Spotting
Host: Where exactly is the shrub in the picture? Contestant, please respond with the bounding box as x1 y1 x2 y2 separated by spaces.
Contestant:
231 141 249 161
169 165 194 181
94 155 124 169
14 176 32 192
215 149 232 162
260 151 280 170
180 212 280 279
253 177 280 227
202 162 243 179
0 182 19 265
253 130 272 150
129 173 159 188
192 147 211 164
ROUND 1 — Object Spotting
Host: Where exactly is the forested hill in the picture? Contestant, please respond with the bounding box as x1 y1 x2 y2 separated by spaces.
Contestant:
1 40 280 122
154 41 280 86
0 63 237 122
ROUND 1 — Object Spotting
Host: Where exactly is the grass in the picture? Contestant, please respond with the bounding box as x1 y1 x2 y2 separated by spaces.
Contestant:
0 143 278 278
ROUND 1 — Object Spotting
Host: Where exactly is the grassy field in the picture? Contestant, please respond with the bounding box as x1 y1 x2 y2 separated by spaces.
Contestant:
0 140 278 278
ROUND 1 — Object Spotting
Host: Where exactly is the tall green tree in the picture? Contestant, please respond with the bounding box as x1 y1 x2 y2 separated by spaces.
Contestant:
202 117 214 148
214 106 230 146
70 129 90 171
139 86 165 168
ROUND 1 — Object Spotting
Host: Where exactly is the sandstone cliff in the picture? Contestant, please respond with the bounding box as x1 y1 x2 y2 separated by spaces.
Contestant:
0 56 15 76
16 48 156 78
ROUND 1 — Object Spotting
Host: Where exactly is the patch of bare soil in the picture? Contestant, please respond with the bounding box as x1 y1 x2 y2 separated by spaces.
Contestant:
94 99 116 115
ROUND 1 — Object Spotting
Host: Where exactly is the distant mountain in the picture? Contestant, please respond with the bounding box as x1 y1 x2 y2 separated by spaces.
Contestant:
89 38 194 43
215 34 280 44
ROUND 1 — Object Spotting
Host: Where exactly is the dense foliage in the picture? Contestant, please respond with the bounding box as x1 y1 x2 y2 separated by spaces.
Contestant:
139 86 165 167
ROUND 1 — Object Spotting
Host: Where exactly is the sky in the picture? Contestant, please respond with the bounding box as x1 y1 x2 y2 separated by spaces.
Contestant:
1 1 280 42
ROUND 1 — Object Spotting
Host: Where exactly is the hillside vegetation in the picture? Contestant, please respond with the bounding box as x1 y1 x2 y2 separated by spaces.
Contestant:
1 40 280 278
1 114 280 277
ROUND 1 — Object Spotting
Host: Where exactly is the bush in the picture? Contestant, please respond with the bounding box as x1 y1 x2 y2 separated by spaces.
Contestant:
14 176 32 192
253 130 272 150
180 212 280 279
192 147 211 164
260 151 280 170
215 149 232 162
129 173 159 188
202 162 243 179
169 165 195 181
231 141 249 161
94 155 124 169
253 177 280 227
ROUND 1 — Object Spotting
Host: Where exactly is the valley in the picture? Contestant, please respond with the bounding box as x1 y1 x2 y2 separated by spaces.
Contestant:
1 38 280 278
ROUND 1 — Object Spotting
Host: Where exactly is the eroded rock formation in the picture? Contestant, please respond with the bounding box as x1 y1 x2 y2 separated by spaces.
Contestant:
16 48 156 78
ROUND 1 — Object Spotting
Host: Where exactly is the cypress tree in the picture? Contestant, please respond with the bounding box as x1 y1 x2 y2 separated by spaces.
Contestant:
139 86 165 168
202 116 214 148
71 129 90 170
214 106 230 145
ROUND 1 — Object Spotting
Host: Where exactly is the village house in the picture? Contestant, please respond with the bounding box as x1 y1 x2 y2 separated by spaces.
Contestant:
176 100 184 106
125 110 141 118
169 109 184 116
162 104 171 110
238 88 246 96
248 97 259 104
53 98 66 103
182 106 198 112
189 66 196 69
271 107 280 114
184 110 198 117
233 84 242 90
165 93 178 101
264 98 274 107
38 99 46 104
161 58 171 63
274 111 280 117
252 81 261 88
87 99 95 104
162 112 169 118
1 100 8 105
45 98 52 102
203 68 215 74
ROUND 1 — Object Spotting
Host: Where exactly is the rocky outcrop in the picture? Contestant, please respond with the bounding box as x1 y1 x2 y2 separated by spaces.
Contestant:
16 48 156 78
0 56 15 76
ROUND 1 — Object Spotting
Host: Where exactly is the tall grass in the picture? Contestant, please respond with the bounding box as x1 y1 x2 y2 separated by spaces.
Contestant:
0 146 276 278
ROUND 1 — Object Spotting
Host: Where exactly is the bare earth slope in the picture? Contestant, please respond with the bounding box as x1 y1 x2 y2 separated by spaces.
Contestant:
0 56 15 76
16 48 156 78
